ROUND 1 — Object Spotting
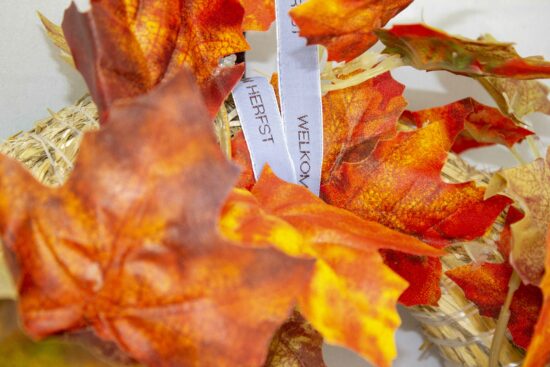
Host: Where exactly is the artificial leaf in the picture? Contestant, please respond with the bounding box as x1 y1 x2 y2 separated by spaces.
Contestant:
486 148 550 285
447 262 542 349
0 71 314 367
263 311 326 367
222 167 442 367
376 24 550 79
322 104 512 245
401 98 534 153
289 0 413 62
239 0 274 31
62 0 248 117
524 230 550 367
322 104 511 305
322 72 407 183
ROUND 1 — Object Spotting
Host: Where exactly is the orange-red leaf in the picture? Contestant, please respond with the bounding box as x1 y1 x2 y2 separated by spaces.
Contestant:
62 0 248 118
289 0 413 62
447 262 542 349
376 24 550 79
401 98 535 154
0 72 314 367
322 104 511 246
263 311 326 367
239 0 274 31
524 230 550 367
322 72 407 183
322 102 511 305
222 167 442 367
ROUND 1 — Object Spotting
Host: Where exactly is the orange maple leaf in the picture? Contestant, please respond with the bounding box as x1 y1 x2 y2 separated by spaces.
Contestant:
401 98 535 154
321 103 511 305
222 167 442 367
322 72 407 183
0 72 314 367
289 0 413 62
62 0 248 118
524 230 550 367
447 262 542 349
376 24 550 79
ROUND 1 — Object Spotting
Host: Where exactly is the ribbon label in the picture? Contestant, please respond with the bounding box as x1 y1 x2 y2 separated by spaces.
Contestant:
275 0 324 195
232 77 296 183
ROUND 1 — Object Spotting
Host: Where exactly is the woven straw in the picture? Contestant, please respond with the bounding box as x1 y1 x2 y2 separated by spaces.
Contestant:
0 95 526 367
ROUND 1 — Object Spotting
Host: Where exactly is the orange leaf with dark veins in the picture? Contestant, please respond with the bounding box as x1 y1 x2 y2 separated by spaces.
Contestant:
239 0 274 31
289 0 413 62
0 72 314 367
376 24 550 79
322 72 407 183
524 230 550 367
221 167 442 367
62 0 248 119
447 262 542 349
322 103 511 305
322 104 511 246
401 98 535 154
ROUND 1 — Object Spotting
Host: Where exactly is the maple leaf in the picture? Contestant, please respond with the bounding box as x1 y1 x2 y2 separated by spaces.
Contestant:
486 148 550 285
321 103 511 305
289 0 413 62
447 262 542 349
524 230 550 367
322 103 511 246
238 0 274 31
401 98 534 154
0 71 314 367
376 24 550 79
263 311 326 367
322 72 407 183
221 167 442 367
62 0 248 118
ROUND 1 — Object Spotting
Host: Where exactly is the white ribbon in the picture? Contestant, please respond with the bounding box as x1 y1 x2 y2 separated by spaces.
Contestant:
232 77 296 183
275 0 323 195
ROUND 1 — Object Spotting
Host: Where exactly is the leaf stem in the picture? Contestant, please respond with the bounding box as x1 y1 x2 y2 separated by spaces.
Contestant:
508 146 526 165
488 270 521 367
526 136 542 159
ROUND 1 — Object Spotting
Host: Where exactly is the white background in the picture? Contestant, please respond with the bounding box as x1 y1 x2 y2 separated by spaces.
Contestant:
1 1 550 366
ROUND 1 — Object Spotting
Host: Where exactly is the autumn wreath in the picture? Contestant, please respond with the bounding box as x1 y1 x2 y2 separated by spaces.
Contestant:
0 1 549 367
